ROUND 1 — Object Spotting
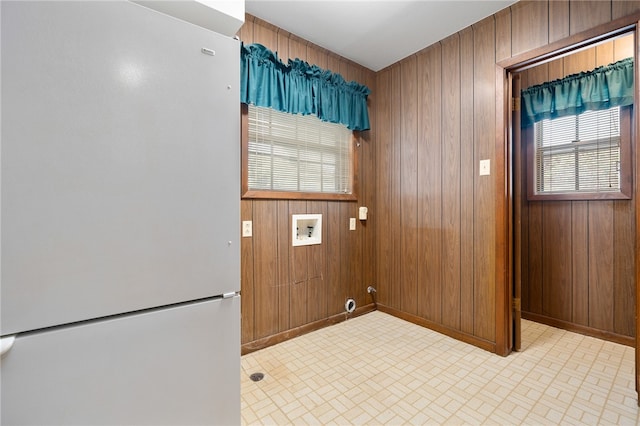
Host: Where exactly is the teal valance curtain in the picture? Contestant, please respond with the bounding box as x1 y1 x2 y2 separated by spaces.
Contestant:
240 43 371 131
521 57 634 127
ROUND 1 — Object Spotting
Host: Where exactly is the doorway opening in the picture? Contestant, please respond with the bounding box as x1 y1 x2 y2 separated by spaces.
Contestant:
498 15 639 398
512 31 635 348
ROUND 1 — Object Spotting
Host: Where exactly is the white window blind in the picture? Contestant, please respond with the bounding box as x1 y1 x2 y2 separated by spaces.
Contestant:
248 104 353 194
533 106 621 195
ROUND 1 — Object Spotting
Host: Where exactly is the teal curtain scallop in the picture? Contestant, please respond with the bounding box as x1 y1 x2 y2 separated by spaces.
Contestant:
240 43 371 131
521 57 634 127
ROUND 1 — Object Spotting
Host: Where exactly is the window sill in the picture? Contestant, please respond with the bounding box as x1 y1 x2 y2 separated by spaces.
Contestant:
242 189 357 201
527 191 632 201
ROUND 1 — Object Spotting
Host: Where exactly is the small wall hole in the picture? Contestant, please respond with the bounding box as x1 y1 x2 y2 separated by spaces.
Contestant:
345 298 356 313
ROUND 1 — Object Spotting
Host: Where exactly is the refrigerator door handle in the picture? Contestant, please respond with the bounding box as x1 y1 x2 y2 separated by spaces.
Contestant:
222 292 238 299
1 335 16 357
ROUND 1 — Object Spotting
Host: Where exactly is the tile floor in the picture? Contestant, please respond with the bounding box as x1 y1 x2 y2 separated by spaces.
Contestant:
241 311 640 425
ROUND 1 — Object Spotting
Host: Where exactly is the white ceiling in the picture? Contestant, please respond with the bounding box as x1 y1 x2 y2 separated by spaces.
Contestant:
245 0 518 72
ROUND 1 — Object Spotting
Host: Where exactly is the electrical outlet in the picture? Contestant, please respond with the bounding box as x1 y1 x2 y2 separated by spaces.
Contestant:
242 220 252 237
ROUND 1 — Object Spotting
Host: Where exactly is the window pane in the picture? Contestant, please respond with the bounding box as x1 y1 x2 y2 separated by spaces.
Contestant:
539 150 575 192
539 115 576 147
248 105 353 194
534 107 621 195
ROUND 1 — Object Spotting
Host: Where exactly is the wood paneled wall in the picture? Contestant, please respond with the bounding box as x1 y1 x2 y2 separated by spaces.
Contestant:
375 16 498 348
374 0 640 352
518 36 636 345
239 1 640 354
238 16 377 351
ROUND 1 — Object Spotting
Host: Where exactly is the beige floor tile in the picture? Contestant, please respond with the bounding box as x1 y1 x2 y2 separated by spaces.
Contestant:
241 312 639 425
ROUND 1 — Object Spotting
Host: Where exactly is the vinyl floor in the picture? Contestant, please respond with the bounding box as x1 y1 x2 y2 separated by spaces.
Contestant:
241 311 639 425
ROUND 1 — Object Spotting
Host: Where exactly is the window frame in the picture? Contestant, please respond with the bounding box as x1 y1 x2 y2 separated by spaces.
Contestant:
526 105 633 201
241 104 359 201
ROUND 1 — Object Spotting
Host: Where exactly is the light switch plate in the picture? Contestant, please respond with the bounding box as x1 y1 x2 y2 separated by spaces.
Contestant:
349 218 356 231
242 220 252 237
479 159 490 176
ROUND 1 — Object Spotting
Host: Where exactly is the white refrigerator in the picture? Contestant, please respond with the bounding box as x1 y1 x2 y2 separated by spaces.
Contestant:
0 2 241 424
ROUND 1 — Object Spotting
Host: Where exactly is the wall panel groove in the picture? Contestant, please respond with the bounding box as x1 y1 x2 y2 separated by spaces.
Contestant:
400 56 419 316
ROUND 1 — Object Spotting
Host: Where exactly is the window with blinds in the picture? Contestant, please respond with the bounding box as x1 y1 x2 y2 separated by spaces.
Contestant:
532 106 621 196
247 104 353 194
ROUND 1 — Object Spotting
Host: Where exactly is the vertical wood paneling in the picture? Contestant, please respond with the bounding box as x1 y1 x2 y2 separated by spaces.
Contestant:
342 202 361 308
528 201 543 314
540 55 570 323
459 27 475 335
360 82 377 308
327 54 341 81
570 1 611 35
528 61 551 87
441 35 462 329
542 202 572 321
277 30 290 62
376 69 392 308
326 202 344 316
511 1 548 56
473 18 496 341
615 35 635 60
288 36 307 62
549 0 570 43
307 201 327 322
564 48 595 75
596 40 615 66
391 65 403 310
341 204 352 309
589 202 615 331
614 200 635 335
307 45 327 70
400 56 419 316
340 60 358 87
572 202 589 326
290 201 308 327
495 9 512 62
277 200 290 332
615 95 635 337
253 200 279 339
613 0 640 19
417 47 443 322
241 200 255 343
548 58 565 83
253 18 277 50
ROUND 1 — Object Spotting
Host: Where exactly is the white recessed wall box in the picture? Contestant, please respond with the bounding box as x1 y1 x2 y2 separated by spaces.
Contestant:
292 214 322 247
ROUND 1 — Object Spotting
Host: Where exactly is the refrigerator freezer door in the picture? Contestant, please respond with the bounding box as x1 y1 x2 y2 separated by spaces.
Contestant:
1 297 240 425
1 1 240 335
